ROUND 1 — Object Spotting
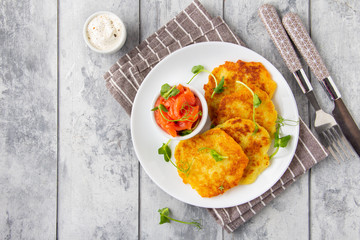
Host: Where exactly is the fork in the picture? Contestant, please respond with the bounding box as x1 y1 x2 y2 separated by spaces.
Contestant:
307 89 352 162
259 4 353 162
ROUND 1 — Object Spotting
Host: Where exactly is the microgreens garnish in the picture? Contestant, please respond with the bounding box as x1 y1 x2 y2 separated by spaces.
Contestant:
160 83 180 100
236 81 262 134
158 140 194 175
218 185 224 191
178 117 201 136
158 207 202 229
151 104 168 112
211 76 225 98
276 115 299 127
152 103 202 123
269 116 298 160
198 147 228 162
187 65 225 98
158 139 172 162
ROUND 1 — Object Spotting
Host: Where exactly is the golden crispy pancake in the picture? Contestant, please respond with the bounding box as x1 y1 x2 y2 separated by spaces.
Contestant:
174 128 249 198
204 60 277 120
217 118 271 184
215 84 277 136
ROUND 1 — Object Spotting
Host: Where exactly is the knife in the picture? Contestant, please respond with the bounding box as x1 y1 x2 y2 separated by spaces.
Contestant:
282 12 360 157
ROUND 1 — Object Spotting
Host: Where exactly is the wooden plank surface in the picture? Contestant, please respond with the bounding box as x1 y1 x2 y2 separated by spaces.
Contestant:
57 0 140 239
309 0 360 239
0 0 57 239
1 0 360 239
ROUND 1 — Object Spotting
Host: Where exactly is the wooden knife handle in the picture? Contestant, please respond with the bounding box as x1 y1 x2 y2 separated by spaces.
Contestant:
282 12 330 82
258 4 302 74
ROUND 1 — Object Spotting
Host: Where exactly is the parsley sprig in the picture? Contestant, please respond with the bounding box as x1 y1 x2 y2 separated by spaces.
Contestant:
158 207 202 230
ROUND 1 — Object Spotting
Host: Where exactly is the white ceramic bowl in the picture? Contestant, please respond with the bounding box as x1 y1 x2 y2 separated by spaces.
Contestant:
151 84 208 141
83 11 127 54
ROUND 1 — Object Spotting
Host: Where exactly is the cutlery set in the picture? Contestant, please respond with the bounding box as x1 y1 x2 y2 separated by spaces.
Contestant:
259 4 360 161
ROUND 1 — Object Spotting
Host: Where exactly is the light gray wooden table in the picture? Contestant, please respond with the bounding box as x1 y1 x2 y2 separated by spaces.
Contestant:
1 0 359 239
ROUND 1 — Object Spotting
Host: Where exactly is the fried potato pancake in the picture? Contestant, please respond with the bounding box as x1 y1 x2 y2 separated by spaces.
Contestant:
174 128 249 197
204 60 277 120
215 84 277 136
217 118 271 184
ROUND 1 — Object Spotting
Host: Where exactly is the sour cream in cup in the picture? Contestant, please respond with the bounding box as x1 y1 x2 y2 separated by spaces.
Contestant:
83 11 127 54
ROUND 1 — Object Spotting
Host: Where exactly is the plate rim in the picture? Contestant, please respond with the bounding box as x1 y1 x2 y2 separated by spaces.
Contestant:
130 41 300 208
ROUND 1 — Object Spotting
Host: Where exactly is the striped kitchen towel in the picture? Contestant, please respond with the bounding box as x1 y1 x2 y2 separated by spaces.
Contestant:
103 0 328 233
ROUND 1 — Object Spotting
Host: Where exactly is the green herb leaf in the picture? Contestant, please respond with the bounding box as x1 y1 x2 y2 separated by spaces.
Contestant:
235 81 262 134
158 140 194 175
218 185 224 191
213 76 225 94
253 123 259 135
158 104 168 112
151 104 168 112
188 65 221 99
161 84 180 100
191 65 204 74
160 83 171 95
209 150 227 162
269 115 297 159
158 208 171 224
158 140 171 162
274 134 291 148
253 93 261 108
273 124 291 148
178 129 193 136
158 207 202 229
198 147 228 162
276 115 299 127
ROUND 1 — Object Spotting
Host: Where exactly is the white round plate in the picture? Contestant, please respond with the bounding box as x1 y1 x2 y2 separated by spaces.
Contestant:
131 42 299 208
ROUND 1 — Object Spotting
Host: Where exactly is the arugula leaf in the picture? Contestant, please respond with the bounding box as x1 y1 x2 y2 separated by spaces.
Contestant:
160 84 180 100
158 207 202 229
191 65 205 74
158 140 171 162
198 147 228 162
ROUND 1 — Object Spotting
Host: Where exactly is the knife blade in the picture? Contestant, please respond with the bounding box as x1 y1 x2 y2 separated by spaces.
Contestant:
282 12 360 157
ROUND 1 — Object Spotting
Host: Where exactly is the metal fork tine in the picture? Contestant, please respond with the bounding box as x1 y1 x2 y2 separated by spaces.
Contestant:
333 125 354 156
329 127 350 159
321 130 343 162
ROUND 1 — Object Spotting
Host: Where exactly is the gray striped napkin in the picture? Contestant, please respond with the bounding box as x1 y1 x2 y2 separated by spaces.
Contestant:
104 0 328 233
